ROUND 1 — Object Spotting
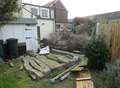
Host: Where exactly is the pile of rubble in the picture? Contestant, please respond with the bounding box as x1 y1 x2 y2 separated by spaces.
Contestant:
21 53 78 80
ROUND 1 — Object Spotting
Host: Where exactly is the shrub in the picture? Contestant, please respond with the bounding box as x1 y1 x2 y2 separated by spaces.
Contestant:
92 60 120 88
85 37 110 70
48 32 90 52
73 18 96 36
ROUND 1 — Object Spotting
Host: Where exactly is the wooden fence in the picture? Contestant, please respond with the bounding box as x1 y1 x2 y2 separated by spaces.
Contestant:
97 22 120 60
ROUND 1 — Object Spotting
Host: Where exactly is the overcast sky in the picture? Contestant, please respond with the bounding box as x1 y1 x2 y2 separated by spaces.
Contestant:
23 0 120 18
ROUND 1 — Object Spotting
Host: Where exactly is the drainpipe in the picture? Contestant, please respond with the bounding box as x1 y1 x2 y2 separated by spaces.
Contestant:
53 4 56 32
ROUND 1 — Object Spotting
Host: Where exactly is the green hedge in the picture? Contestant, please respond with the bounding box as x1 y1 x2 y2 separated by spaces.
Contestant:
92 60 120 88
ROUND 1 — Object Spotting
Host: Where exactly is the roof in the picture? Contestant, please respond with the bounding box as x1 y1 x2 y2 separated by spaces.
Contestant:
9 18 37 24
44 0 67 11
22 3 50 8
44 0 58 7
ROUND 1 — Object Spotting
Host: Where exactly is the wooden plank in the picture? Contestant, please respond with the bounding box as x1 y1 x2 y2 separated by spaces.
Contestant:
23 56 44 79
76 71 94 88
76 77 91 81
52 49 79 57
72 66 84 72
35 55 64 69
29 58 50 74
34 58 50 73
47 53 76 63
76 79 94 88
72 56 87 72
50 63 79 82
54 54 74 63
46 54 63 63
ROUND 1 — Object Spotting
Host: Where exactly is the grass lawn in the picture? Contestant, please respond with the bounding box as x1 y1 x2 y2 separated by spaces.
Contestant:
0 59 75 88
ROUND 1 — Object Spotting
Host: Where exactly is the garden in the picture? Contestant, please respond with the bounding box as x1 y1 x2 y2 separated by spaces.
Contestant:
1 18 120 88
0 57 75 88
1 0 120 88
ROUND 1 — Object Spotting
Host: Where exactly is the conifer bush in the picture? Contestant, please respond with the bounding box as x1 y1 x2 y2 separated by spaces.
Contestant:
85 37 110 70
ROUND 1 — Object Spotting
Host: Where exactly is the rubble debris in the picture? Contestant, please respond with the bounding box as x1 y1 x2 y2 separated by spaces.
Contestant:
9 62 14 67
35 55 64 69
55 55 74 63
60 72 70 81
22 53 79 80
71 55 88 72
33 58 50 73
23 56 44 79
39 46 50 54
52 49 80 57
20 65 24 70
50 63 79 83
46 54 64 63
72 65 84 72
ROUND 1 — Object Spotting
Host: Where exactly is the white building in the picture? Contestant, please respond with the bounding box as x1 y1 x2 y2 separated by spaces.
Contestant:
0 18 39 52
22 3 55 40
0 0 56 53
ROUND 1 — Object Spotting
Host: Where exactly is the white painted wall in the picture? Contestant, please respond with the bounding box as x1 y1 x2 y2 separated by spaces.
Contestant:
37 20 55 40
22 4 51 19
22 4 39 18
0 29 3 40
0 24 38 51
0 24 26 43
22 4 55 40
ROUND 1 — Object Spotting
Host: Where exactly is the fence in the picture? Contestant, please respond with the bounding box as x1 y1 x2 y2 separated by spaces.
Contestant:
97 22 120 60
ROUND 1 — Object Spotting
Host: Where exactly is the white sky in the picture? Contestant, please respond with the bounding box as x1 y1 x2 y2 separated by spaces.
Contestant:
23 0 120 19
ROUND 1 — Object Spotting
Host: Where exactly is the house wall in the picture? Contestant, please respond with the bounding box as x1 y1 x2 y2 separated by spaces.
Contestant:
22 3 55 40
22 3 56 40
45 0 68 23
37 20 55 40
0 24 26 43
55 9 68 23
22 4 40 18
0 24 38 51
46 0 68 31
22 4 54 19
0 29 3 40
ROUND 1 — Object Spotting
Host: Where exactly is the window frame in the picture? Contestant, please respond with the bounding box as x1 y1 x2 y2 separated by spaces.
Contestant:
41 8 49 18
31 8 38 18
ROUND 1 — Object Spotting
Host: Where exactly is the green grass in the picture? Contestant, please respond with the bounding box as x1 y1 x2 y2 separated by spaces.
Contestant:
49 68 65 78
0 59 75 88
0 73 18 88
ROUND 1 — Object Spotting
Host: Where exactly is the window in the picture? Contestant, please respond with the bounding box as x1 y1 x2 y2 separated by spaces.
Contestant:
56 24 60 29
56 24 64 31
51 10 54 19
31 8 38 18
41 8 49 18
